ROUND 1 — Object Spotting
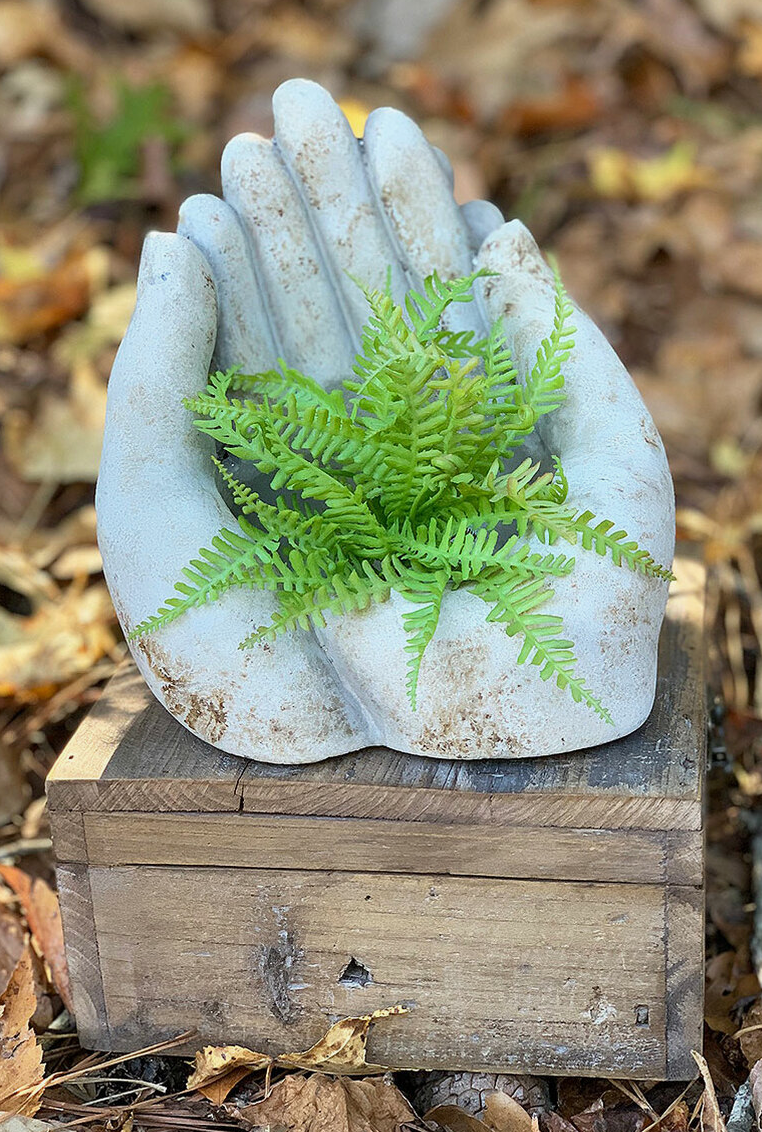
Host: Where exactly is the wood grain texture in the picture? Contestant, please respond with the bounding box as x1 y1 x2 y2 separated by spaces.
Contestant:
48 556 706 833
48 810 86 863
55 863 110 1049
76 811 702 886
664 884 705 1078
88 864 670 1077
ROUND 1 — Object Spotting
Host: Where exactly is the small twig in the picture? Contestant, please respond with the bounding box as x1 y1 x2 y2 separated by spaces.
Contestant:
0 836 53 861
607 1079 658 1119
14 479 57 541
639 1078 697 1132
66 1075 168 1093
11 1029 197 1099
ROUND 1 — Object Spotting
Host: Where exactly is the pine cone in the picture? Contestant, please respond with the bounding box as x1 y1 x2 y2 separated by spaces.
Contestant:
402 1070 552 1120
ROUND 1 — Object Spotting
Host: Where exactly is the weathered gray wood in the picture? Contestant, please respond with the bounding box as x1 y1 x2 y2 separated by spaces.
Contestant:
48 810 87 863
74 811 702 886
88 864 670 1077
55 863 110 1049
664 883 705 1077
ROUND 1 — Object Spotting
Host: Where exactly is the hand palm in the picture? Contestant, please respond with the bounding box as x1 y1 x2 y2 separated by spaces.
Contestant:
97 79 674 762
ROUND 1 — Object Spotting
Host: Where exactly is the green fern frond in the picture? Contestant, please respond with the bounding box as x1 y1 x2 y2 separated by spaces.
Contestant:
472 574 613 725
232 360 347 416
390 562 448 710
128 518 278 639
404 268 491 341
242 560 391 647
133 259 673 721
521 259 574 419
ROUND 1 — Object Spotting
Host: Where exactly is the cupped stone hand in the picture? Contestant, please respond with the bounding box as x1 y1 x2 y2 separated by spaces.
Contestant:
97 79 675 763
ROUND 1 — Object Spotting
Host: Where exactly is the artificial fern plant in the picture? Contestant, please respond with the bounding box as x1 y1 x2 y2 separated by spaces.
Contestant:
131 265 673 721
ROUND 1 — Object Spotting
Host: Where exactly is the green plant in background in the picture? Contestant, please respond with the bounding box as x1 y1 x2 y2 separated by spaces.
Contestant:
130 267 673 719
68 78 186 205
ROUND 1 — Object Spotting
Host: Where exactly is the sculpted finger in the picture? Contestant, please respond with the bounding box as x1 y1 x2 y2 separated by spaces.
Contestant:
178 194 277 373
272 78 407 332
97 232 370 761
461 199 504 254
431 145 455 188
221 132 355 385
476 219 675 567
363 107 483 337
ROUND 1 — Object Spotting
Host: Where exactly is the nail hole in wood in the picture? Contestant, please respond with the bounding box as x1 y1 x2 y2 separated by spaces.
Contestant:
339 957 373 988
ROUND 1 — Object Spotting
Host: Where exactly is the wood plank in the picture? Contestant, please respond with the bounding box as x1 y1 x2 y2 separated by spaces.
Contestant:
48 811 86 863
88 865 669 1077
79 811 702 886
47 556 706 831
55 863 110 1049
665 884 705 1076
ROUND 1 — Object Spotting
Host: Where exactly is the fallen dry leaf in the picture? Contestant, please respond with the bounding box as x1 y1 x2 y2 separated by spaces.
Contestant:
569 1100 647 1132
0 1117 64 1131
48 545 102 580
19 506 97 575
196 1064 255 1106
427 1104 492 1131
0 550 57 609
736 20 762 76
0 745 28 827
279 1005 408 1074
485 1092 534 1132
52 282 136 374
498 75 602 136
191 1046 270 1103
0 247 105 346
588 143 714 203
78 0 211 33
426 1094 536 1132
693 1050 727 1132
0 906 24 999
0 578 117 703
0 867 73 1015
661 1102 689 1132
0 947 43 1116
541 1113 580 1132
705 950 759 1034
0 0 89 69
3 365 106 484
238 1073 417 1132
188 1005 408 1103
739 999 762 1066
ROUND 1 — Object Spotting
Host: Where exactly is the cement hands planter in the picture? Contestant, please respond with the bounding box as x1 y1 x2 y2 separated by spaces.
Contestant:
96 79 675 764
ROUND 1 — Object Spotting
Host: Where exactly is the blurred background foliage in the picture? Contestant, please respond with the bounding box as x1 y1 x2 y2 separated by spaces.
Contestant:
3 0 762 1112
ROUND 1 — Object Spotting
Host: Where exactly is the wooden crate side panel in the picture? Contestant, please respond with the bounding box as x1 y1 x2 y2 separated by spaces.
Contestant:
88 866 669 1077
78 811 703 887
665 884 705 1075
55 862 110 1049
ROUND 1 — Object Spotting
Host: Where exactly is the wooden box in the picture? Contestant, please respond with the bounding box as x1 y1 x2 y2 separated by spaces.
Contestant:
47 556 706 1080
